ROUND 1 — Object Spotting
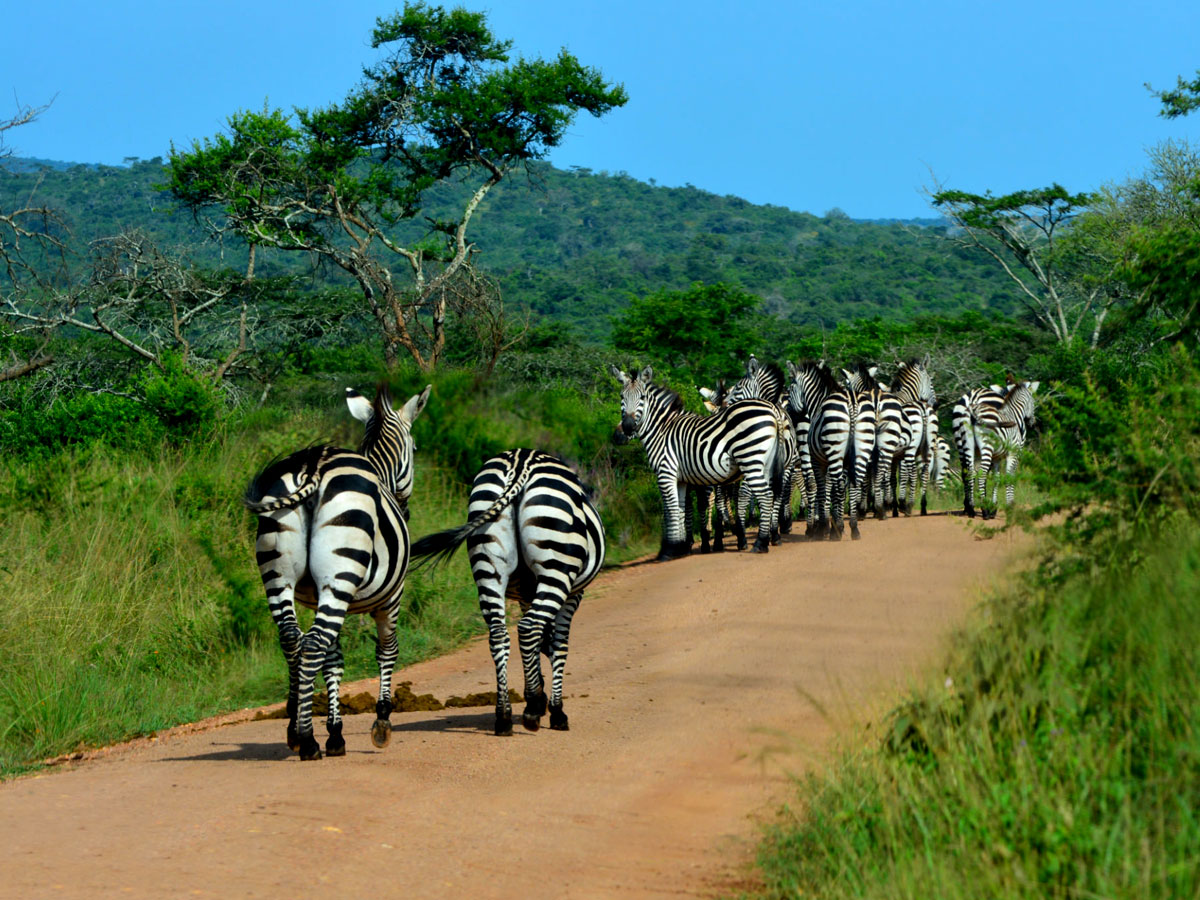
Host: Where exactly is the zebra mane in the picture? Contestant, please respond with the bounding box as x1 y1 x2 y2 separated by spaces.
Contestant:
851 361 883 392
803 360 842 396
648 381 685 414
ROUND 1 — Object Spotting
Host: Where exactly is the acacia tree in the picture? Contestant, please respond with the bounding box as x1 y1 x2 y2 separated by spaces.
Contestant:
167 3 627 372
930 184 1115 347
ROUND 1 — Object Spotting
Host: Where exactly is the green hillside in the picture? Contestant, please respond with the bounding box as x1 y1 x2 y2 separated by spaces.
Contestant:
1 157 1017 340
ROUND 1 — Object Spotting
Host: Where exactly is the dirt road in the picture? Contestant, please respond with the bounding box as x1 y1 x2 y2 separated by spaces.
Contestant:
1 514 1020 899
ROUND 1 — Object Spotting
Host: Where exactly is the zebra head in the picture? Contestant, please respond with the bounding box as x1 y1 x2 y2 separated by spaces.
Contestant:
612 365 678 443
895 358 937 409
842 363 880 394
786 359 838 418
346 383 432 514
728 356 786 406
1001 379 1039 430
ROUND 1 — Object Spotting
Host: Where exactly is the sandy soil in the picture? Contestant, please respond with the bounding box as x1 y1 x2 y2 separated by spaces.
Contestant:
0 513 1022 899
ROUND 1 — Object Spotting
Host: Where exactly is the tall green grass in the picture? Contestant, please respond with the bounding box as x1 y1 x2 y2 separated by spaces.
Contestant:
749 350 1200 900
0 364 663 776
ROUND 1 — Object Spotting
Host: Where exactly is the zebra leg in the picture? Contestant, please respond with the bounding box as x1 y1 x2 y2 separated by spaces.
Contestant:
321 637 346 757
1005 455 1019 508
272 608 303 752
710 487 726 552
778 462 795 535
370 601 401 748
294 601 347 761
656 474 691 561
695 486 713 554
742 468 774 553
729 485 748 551
827 464 845 541
547 593 581 731
467 529 517 736
255 511 308 753
517 586 567 730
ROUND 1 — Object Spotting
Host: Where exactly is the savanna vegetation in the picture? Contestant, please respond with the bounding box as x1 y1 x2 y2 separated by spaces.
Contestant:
743 71 1200 900
3 6 1200 896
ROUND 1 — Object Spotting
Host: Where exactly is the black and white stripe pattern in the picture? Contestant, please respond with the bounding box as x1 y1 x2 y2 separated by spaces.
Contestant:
613 365 785 557
724 357 800 536
952 378 1037 518
411 449 605 735
892 359 939 516
844 364 904 520
787 360 876 540
244 383 431 760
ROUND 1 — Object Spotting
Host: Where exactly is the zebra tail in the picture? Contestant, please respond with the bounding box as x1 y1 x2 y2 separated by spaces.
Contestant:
410 456 536 570
845 396 859 485
409 522 478 569
242 445 329 515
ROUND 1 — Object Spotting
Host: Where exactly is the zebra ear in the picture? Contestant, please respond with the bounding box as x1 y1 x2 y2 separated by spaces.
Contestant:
1028 381 1040 394
868 365 879 378
702 399 719 413
786 360 798 379
346 388 373 424
638 365 654 384
698 386 716 401
747 356 760 375
610 365 629 385
400 384 432 425
989 384 1003 394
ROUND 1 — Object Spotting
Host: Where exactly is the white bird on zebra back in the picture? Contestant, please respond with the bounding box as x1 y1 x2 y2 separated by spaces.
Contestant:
243 382 431 760
952 375 1039 519
613 364 786 558
410 449 605 736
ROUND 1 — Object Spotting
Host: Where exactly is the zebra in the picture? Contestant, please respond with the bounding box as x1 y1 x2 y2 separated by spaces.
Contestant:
410 449 605 735
930 434 955 493
613 365 785 557
722 356 801 536
786 360 876 540
952 378 1038 518
843 364 904 520
892 358 939 516
243 383 431 760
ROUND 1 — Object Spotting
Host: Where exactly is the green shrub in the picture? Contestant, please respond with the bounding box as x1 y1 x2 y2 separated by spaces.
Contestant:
141 355 223 441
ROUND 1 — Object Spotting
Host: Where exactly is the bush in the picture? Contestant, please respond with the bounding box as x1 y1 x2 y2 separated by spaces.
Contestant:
141 355 223 441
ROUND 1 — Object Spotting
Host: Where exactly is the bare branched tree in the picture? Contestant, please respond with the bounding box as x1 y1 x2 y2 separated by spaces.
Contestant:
1 98 71 384
439 265 528 376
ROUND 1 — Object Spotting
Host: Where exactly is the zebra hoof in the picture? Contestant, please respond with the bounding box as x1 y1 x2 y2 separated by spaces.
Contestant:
656 541 691 561
549 703 569 731
828 529 843 542
851 528 862 540
325 722 345 757
751 539 770 554
522 690 548 730
495 714 513 736
712 540 725 553
699 542 712 555
370 718 392 748
286 723 301 752
298 733 322 761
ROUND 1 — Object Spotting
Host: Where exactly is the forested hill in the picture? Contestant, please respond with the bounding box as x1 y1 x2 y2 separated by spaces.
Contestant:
1 157 1017 340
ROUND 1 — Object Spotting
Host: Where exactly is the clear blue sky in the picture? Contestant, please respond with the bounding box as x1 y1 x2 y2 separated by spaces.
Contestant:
5 0 1198 218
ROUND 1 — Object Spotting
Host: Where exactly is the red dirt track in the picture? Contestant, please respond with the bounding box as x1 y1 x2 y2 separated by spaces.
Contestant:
0 514 1021 899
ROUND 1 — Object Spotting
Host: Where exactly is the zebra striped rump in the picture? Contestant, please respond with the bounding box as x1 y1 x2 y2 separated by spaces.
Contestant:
411 449 605 735
246 382 430 760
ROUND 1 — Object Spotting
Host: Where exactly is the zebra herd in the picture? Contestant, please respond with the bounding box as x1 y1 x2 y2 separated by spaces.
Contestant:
615 356 1037 554
241 361 1036 759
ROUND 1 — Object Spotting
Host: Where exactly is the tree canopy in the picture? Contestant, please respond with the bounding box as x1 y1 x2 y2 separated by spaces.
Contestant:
166 2 627 371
